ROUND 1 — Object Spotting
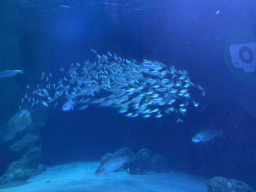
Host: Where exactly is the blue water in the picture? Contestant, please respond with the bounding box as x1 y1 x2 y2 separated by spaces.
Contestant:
0 0 256 191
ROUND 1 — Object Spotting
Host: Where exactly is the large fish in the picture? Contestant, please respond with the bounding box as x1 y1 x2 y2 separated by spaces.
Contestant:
192 129 224 143
0 70 23 78
95 156 131 176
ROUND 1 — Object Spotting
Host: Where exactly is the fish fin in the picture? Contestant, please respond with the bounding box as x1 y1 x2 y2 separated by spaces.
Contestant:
20 68 25 74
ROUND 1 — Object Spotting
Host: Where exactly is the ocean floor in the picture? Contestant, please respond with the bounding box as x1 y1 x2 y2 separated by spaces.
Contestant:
0 162 208 192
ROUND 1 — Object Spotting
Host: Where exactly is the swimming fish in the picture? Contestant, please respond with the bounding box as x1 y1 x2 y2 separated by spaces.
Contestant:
78 104 88 110
41 101 49 107
192 129 224 143
62 99 76 111
0 70 23 78
21 52 205 123
95 156 131 176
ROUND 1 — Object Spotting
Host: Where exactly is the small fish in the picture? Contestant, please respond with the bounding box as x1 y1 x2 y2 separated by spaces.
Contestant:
38 92 44 97
192 100 199 107
41 72 45 80
90 49 97 54
78 98 84 103
170 89 178 93
90 98 106 104
168 99 176 105
197 85 205 96
168 107 175 112
60 5 70 8
78 105 89 110
131 113 139 117
179 75 186 80
26 85 30 89
0 70 23 78
184 84 190 88
143 114 151 118
82 98 91 103
41 101 49 107
183 93 190 98
103 55 108 60
150 108 159 113
118 108 128 113
177 119 184 123
62 99 76 111
95 156 131 176
107 52 112 57
192 129 224 143
125 113 133 117
179 108 187 114
155 114 162 118
180 89 187 94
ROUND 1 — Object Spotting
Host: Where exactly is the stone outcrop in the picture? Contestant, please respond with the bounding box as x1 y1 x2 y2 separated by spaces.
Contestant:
207 176 256 192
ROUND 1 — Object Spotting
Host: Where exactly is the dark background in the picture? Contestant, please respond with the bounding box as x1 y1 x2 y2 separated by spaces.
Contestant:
1 0 256 189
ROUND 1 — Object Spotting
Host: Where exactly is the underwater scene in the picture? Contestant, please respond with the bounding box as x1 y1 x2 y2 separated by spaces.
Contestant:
0 0 255 191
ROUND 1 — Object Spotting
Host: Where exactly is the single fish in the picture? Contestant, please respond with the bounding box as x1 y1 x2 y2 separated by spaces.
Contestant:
177 119 184 123
41 101 49 107
192 129 224 143
90 49 97 54
95 156 131 176
78 104 88 110
62 99 76 111
41 72 45 80
155 114 162 118
0 70 23 78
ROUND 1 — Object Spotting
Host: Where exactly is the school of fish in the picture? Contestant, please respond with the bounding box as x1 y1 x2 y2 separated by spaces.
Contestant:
20 50 205 123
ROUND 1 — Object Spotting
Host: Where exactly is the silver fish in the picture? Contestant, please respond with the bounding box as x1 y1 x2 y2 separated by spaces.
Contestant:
90 49 97 54
177 119 184 123
78 104 89 110
0 70 23 78
95 156 131 176
192 129 224 143
41 72 45 80
155 114 162 118
62 99 76 111
41 101 49 107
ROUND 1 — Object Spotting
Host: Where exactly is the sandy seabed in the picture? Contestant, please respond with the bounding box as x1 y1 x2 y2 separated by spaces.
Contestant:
0 162 208 192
